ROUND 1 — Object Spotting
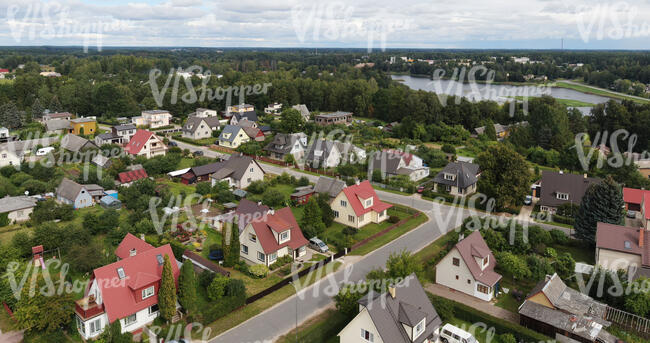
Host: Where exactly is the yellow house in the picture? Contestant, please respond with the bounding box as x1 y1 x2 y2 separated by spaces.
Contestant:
218 125 249 149
330 180 392 229
69 118 97 136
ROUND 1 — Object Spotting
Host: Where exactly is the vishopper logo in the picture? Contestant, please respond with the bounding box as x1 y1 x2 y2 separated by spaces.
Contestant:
429 66 552 116
574 130 641 171
147 322 212 342
146 65 271 107
576 2 650 43
290 2 411 52
6 2 131 53
575 261 650 298
5 259 128 301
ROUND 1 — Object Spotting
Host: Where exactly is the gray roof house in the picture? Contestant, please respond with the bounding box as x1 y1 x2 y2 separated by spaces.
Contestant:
45 119 71 133
263 133 307 161
0 196 38 223
230 111 258 125
60 134 98 153
337 273 442 343
182 116 221 140
304 139 366 169
56 178 103 209
519 273 618 343
313 176 346 199
538 171 601 213
209 153 265 189
292 104 311 122
433 161 480 196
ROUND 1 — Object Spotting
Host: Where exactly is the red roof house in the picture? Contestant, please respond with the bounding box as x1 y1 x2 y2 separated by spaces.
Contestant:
115 233 154 259
74 235 179 340
118 168 149 185
0 69 9 73
124 129 167 159
623 187 649 212
596 222 650 281
239 207 309 266
331 180 392 229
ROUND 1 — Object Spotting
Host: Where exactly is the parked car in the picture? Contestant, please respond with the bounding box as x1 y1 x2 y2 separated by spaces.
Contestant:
440 324 478 343
36 147 55 156
193 150 204 157
627 210 637 218
524 195 533 205
309 237 329 253
168 141 178 147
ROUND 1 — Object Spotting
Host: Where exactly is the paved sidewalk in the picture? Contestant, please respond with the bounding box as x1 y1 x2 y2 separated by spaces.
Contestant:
0 330 24 343
425 283 519 323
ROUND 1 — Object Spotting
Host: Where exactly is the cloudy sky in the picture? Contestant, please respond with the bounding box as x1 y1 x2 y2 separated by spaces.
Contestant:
1 0 649 50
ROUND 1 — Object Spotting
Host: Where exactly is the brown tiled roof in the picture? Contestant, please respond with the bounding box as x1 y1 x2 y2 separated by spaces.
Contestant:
454 231 502 286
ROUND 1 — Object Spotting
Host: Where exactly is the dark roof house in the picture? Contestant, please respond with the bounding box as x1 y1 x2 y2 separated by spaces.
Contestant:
539 171 601 211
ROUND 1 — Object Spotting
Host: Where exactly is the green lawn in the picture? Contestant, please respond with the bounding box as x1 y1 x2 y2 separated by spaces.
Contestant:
275 309 344 343
552 242 594 264
202 262 342 339
177 157 195 169
157 179 197 196
554 81 650 105
510 95 595 107
246 183 296 203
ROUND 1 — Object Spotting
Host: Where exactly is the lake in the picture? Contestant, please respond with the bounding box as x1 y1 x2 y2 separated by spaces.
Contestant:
391 75 612 109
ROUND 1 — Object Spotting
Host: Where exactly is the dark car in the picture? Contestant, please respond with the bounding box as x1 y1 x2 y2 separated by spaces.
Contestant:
193 150 204 157
168 141 178 147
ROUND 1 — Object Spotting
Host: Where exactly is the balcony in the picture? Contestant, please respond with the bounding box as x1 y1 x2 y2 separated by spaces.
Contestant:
75 296 105 320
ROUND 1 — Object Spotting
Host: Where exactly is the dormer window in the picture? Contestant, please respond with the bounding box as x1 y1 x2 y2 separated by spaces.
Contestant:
280 230 290 243
364 198 373 208
142 286 154 300
414 318 426 339
444 173 455 181
556 192 569 200
482 256 489 269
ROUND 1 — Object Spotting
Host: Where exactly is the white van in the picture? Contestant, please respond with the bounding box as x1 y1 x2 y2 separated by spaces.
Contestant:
36 147 55 156
440 324 479 343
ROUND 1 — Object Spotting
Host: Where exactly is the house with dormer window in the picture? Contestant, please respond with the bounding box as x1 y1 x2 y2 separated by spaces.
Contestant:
263 133 308 161
435 231 502 301
432 161 480 196
238 207 309 267
124 129 167 159
337 273 442 343
74 234 180 340
330 180 392 229
218 125 249 149
538 171 600 214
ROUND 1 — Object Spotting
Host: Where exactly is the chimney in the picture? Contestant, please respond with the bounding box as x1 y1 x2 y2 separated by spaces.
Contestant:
583 173 588 179
140 234 145 241
130 248 137 257
388 285 396 299
640 229 644 248
355 179 360 185
258 201 262 206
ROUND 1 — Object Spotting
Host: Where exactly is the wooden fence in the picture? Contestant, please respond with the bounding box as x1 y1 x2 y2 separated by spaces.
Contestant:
351 212 421 250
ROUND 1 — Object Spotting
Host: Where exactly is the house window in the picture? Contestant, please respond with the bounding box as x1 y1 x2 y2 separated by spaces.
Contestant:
257 252 265 262
556 192 569 200
77 316 85 333
269 252 277 262
483 256 489 267
444 173 454 180
1 153 5 158
360 329 374 342
142 286 155 300
477 284 490 294
340 200 347 207
241 244 248 254
414 319 425 338
148 304 159 315
89 318 102 334
250 167 254 172
365 198 373 207
124 313 137 327
452 257 460 266
467 279 471 284
348 215 355 223
333 210 339 218
455 275 459 280
249 233 257 242
280 231 289 242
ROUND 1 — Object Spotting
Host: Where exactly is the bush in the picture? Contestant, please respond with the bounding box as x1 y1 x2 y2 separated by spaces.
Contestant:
249 264 269 278
428 293 455 321
550 229 569 245
234 260 249 274
545 247 557 258
499 333 517 343
553 214 575 225
342 226 358 236
387 215 400 224
207 275 229 300
198 270 216 288
269 255 293 270
441 144 456 154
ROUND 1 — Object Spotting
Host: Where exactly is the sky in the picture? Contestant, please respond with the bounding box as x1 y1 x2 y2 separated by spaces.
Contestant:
1 0 649 50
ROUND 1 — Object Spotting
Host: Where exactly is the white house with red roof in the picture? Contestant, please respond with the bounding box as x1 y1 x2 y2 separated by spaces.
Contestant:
330 180 393 229
74 234 180 340
124 129 167 159
435 231 502 301
239 207 309 267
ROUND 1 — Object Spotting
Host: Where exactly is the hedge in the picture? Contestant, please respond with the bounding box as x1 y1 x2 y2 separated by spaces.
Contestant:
427 293 551 343
552 214 575 225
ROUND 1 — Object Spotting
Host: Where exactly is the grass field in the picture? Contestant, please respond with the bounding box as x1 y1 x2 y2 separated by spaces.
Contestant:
275 309 344 343
554 81 650 104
